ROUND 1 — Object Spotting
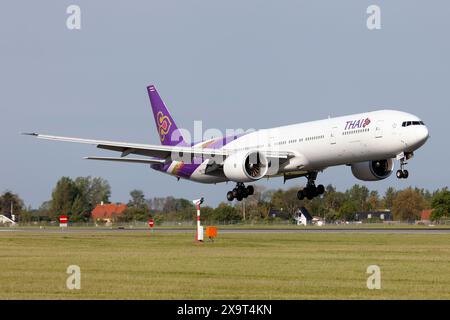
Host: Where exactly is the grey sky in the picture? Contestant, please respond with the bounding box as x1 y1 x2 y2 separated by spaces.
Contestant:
1 1 449 209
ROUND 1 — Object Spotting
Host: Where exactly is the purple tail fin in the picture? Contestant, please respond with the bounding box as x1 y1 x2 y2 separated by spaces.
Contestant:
147 85 185 146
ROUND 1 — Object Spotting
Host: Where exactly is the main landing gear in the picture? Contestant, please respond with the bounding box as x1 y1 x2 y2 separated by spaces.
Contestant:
297 172 325 201
396 156 409 179
227 183 255 201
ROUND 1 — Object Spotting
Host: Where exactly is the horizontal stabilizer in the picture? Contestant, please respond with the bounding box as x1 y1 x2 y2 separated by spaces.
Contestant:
84 156 165 164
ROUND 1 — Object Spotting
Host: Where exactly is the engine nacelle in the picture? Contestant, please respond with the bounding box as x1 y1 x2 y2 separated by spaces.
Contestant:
223 151 269 182
351 159 394 181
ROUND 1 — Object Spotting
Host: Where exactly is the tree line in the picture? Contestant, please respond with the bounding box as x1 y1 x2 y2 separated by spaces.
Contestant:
1 176 449 224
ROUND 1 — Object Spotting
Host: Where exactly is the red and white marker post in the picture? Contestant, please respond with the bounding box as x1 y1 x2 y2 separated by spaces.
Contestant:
59 215 68 229
192 198 204 241
148 218 154 233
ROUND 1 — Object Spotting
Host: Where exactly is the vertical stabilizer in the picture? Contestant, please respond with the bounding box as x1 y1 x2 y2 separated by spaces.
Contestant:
147 85 185 146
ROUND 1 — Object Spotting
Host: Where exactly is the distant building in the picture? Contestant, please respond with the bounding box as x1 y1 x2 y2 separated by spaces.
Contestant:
270 208 294 220
355 211 392 222
269 209 280 218
295 207 313 226
312 216 325 226
91 202 127 223
0 215 16 226
420 209 433 223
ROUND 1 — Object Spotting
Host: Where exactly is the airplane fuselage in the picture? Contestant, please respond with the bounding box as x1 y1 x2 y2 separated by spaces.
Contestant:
153 109 429 184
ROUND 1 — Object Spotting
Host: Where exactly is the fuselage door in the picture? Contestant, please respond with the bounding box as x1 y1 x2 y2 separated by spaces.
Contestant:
330 126 338 145
267 136 276 148
375 120 384 138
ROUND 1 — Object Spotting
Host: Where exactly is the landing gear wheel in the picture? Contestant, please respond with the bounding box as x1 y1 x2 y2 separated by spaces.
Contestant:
402 170 409 179
317 184 325 195
304 187 317 200
297 172 324 201
227 183 254 201
396 170 409 179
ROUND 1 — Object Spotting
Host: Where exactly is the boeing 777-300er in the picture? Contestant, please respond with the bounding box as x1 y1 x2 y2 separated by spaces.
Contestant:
24 85 430 201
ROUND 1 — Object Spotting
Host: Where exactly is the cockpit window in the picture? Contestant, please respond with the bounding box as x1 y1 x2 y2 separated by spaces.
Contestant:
402 120 426 127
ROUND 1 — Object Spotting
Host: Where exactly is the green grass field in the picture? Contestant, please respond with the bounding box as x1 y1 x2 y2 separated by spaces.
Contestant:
0 230 449 299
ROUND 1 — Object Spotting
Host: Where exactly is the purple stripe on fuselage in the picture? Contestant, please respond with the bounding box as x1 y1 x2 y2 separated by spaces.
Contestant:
151 132 250 179
150 162 199 179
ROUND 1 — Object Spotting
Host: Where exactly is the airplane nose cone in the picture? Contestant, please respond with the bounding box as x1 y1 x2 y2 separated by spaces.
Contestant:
415 126 429 147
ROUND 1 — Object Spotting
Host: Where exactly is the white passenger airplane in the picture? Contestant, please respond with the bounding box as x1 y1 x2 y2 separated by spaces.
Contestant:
24 85 429 202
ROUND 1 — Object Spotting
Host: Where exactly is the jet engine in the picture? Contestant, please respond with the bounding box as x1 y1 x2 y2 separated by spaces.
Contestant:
351 159 394 181
223 151 268 182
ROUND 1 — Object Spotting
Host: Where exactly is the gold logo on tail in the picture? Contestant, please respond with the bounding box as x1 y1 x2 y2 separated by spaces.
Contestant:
157 111 172 142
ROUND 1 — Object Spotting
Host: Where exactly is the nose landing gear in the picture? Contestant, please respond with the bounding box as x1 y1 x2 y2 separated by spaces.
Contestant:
396 169 409 179
226 183 255 201
396 156 410 179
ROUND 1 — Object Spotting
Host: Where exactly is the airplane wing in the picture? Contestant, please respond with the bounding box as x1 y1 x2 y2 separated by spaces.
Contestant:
23 133 228 160
23 133 292 164
84 156 166 164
